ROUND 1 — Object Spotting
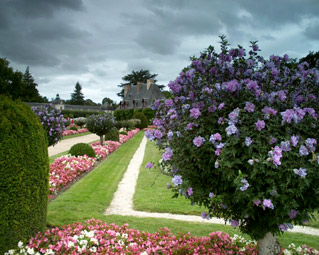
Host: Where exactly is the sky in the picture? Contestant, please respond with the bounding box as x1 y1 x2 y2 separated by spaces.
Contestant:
0 0 318 104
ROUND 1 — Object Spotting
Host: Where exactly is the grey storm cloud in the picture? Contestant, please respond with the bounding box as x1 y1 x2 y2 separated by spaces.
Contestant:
0 0 318 103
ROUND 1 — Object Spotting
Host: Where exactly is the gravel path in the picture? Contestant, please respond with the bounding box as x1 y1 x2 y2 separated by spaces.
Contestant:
105 136 319 237
48 134 100 156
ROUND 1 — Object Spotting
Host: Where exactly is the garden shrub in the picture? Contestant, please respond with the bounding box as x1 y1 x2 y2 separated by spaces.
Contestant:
32 104 66 146
147 36 319 253
69 126 78 131
69 143 96 158
86 113 114 145
74 117 87 128
114 109 134 121
0 96 49 254
105 127 119 142
120 131 128 135
133 112 149 129
142 108 156 122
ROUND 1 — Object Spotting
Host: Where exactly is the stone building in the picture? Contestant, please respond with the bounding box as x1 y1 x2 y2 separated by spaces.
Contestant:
119 79 163 109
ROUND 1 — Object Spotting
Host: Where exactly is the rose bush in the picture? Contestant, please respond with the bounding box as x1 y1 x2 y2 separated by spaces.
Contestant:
62 128 89 136
147 36 319 252
32 104 66 146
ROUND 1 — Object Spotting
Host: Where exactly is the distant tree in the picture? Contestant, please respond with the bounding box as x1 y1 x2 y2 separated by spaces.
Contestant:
117 69 160 98
162 90 174 99
102 97 114 105
299 51 319 69
0 58 46 102
69 82 85 105
84 99 98 106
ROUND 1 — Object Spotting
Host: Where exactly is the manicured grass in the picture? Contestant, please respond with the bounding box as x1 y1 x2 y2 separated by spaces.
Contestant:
134 140 204 215
47 132 319 249
62 131 91 140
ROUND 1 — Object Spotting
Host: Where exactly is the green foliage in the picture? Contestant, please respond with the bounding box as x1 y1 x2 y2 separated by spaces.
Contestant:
86 113 115 145
300 51 319 69
69 143 96 158
0 96 49 254
142 108 156 122
61 109 103 118
69 126 78 131
133 112 149 129
74 117 87 128
0 58 46 102
69 82 85 105
114 109 135 121
119 131 128 135
105 127 119 142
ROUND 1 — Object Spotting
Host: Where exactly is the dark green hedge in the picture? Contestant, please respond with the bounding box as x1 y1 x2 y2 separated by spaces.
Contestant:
0 96 49 254
114 108 155 123
69 143 96 158
105 127 119 142
62 109 104 118
133 112 149 129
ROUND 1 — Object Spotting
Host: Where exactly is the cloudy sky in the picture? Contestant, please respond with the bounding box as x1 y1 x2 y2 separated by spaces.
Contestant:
1 0 318 103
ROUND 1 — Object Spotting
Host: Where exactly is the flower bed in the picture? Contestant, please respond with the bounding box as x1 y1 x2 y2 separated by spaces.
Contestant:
6 219 258 255
6 219 318 254
62 128 89 136
49 129 140 198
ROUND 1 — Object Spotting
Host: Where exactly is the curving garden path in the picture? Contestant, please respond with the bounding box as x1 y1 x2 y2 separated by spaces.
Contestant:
104 136 319 237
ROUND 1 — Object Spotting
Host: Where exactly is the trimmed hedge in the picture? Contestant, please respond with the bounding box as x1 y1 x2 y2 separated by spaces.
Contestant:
0 96 49 254
104 127 119 142
69 143 96 158
114 108 155 123
61 109 104 118
133 112 149 129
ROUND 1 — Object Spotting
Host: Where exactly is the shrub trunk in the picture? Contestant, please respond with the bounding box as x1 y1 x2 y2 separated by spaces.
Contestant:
99 135 104 145
257 232 281 255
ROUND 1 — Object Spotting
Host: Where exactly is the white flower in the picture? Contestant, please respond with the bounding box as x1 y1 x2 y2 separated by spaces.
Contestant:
18 241 23 248
27 248 35 254
283 249 291 255
118 239 124 246
89 247 97 253
90 238 99 245
67 241 74 248
140 252 148 255
248 159 254 165
44 249 54 255
79 239 88 246
121 233 128 239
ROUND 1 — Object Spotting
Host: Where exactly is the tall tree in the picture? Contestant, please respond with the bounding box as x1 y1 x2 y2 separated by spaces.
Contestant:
299 51 319 69
117 69 163 98
22 66 43 102
69 82 85 105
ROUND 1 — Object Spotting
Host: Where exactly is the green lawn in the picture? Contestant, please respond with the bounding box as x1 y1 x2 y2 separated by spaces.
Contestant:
134 139 205 215
47 132 319 249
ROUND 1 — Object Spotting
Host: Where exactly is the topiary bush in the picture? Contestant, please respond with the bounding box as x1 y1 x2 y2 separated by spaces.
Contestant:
69 126 78 131
0 96 49 254
74 117 87 128
133 112 148 129
147 36 319 254
69 143 96 158
86 113 114 145
104 127 119 142
120 131 128 135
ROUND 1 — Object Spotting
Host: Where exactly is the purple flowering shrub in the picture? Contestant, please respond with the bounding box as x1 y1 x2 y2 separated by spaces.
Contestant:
32 104 66 147
147 36 319 240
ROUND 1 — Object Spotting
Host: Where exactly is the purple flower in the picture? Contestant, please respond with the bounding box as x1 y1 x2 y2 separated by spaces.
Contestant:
172 175 183 186
281 109 294 124
262 106 277 116
145 162 154 169
168 81 181 94
290 135 299 147
145 129 155 141
209 192 215 198
162 147 173 161
263 199 274 209
255 119 265 131
304 107 316 118
240 179 250 191
238 48 245 57
280 141 291 152
218 103 225 110
253 199 261 206
272 146 282 166
214 160 219 168
231 220 239 228
218 117 223 125
201 211 209 219
164 99 174 107
279 224 288 232
228 108 240 124
167 130 173 140
245 137 253 147
277 90 287 102
293 168 307 178
305 138 317 152
289 209 298 219
225 124 238 136
154 130 163 139
187 188 193 196
299 145 309 156
293 107 305 124
190 108 201 119
193 136 205 147
244 102 255 113
209 133 222 143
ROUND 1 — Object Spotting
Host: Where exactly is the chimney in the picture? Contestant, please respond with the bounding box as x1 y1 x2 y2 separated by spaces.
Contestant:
137 81 143 92
147 79 154 90
124 84 131 97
